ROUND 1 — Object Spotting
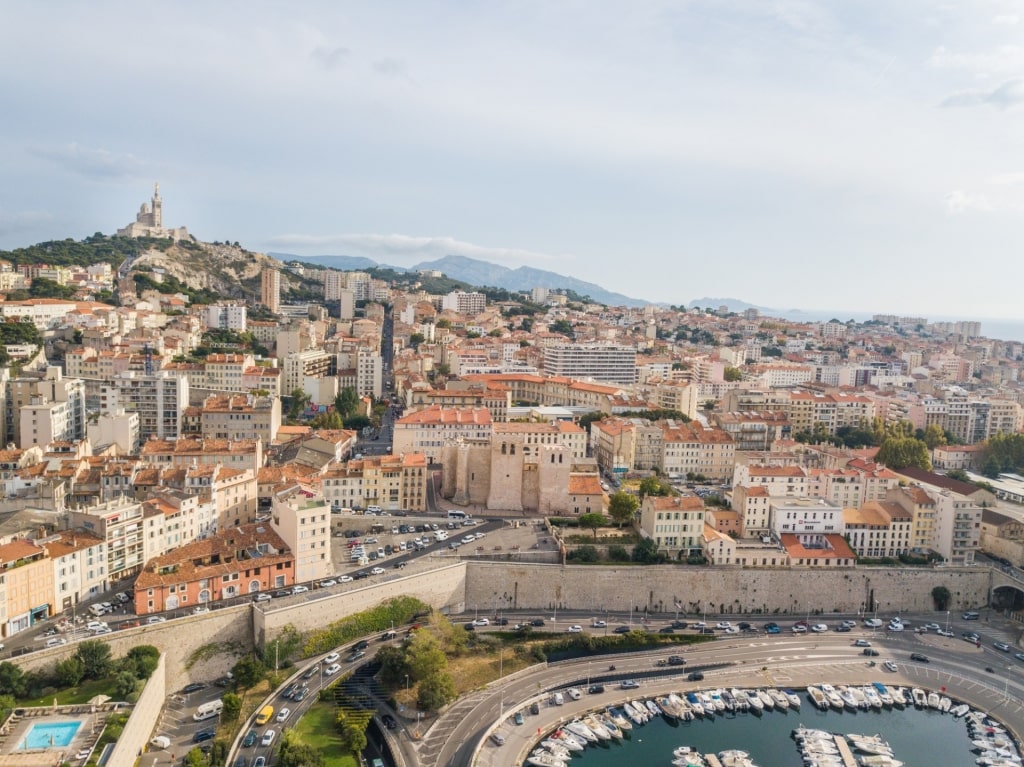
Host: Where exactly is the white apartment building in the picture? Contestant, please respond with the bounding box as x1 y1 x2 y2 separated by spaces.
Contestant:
639 495 706 558
44 531 108 611
930 490 982 565
441 290 487 315
67 499 163 582
271 493 332 584
357 349 383 398
205 303 248 331
5 368 86 449
281 349 332 394
771 497 844 537
100 370 190 440
543 344 637 385
87 408 141 454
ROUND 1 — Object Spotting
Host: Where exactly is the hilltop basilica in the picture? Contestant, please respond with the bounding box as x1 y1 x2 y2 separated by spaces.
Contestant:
117 183 190 241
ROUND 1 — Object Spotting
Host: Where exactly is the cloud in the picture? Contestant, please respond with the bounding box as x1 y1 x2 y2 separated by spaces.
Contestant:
29 142 143 180
993 14 1019 25
312 45 350 70
928 45 1024 76
945 190 992 213
372 57 408 77
0 210 53 237
940 78 1024 108
264 232 568 266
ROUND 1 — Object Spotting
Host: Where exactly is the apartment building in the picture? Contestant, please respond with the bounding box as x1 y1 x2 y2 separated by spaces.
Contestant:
543 344 637 385
199 393 281 445
441 290 487 315
133 522 294 614
140 437 263 473
0 540 55 637
44 531 108 612
392 406 493 463
87 408 141 454
204 303 247 331
771 497 844 537
711 411 790 452
659 421 736 481
281 349 332 394
5 368 86 449
100 370 189 440
843 501 912 559
930 490 982 565
271 492 332 584
885 486 937 554
639 495 706 558
261 268 280 313
67 498 162 583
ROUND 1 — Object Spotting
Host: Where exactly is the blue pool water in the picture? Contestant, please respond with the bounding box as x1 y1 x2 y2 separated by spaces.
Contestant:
21 721 82 749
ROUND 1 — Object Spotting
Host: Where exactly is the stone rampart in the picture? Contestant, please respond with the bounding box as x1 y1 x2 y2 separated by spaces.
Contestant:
463 562 992 617
254 563 468 645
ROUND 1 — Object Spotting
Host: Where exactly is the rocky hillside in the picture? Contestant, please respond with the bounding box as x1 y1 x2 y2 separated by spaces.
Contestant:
129 240 281 300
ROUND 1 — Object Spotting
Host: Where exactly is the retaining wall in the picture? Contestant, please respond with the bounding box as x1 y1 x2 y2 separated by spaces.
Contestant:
107 654 167 767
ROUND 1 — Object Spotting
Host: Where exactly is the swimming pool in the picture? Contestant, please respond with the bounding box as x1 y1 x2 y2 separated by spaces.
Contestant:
20 720 82 749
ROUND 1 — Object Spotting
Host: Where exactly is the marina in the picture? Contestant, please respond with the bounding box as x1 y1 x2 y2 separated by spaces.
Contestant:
530 686 1018 767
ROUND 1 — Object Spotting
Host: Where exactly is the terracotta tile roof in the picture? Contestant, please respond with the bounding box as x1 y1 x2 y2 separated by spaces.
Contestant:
779 533 856 560
747 465 805 478
649 495 705 511
396 406 492 425
568 474 603 495
0 539 45 563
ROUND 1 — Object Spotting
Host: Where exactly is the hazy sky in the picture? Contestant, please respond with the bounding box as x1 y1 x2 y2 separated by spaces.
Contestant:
1 1 1022 318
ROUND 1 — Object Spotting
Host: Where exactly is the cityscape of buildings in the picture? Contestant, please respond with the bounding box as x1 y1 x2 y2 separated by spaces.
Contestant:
2 188 1024 640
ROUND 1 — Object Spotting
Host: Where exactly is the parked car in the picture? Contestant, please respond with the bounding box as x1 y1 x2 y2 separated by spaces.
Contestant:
995 641 1011 652
910 653 930 663
182 682 207 694
854 639 872 647
472 618 490 627
687 671 705 682
619 680 640 690
253 593 271 602
863 648 880 656
613 625 631 634
963 611 980 620
587 684 605 694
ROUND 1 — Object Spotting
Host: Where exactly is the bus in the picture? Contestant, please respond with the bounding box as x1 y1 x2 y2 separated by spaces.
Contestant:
193 699 223 721
447 510 468 521
255 704 275 726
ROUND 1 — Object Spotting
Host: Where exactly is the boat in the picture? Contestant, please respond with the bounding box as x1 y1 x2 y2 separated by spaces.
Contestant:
871 682 894 707
770 688 791 709
708 689 726 713
806 687 829 711
861 686 883 710
526 752 568 767
952 703 971 718
757 688 775 709
848 735 892 756
858 757 904 767
698 691 718 716
539 741 572 760
927 691 941 709
803 740 840 755
673 757 706 767
745 689 765 712
820 684 845 710
674 746 700 758
606 706 632 730
837 686 859 710
720 689 737 712
938 695 952 713
645 699 662 718
622 702 646 726
657 695 681 721
565 719 598 743
685 692 705 717
669 693 695 721
785 689 802 709
889 687 906 708
596 713 622 739
794 727 834 741
582 713 611 740
551 731 585 751
730 688 751 712
911 688 928 708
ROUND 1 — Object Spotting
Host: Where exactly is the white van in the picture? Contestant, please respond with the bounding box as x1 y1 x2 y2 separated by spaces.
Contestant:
552 692 565 706
150 736 171 749
193 699 224 721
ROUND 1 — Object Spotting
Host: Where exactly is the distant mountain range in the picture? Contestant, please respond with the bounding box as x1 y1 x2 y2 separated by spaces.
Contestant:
271 253 647 307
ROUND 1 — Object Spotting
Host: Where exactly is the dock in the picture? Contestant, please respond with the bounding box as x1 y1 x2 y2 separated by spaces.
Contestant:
833 735 858 767
704 755 723 767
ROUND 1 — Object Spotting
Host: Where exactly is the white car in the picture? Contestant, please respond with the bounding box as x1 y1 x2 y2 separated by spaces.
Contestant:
461 535 476 545
276 708 291 722
811 624 829 633
592 620 607 628
884 660 898 672
472 618 490 627
324 652 340 664
370 567 385 575
318 580 337 588
863 618 883 628
887 622 904 632
291 585 309 594
253 593 272 602
792 624 807 633
324 664 342 676
339 575 354 583
715 621 732 630
146 616 167 624
192 606 210 614
86 621 106 632
567 688 582 700
567 625 583 633
724 626 739 634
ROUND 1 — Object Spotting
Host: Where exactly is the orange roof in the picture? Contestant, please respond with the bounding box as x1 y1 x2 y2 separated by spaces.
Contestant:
568 474 603 495
779 533 856 560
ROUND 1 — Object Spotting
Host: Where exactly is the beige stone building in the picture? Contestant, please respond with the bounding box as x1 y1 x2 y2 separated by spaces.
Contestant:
843 500 912 559
271 490 332 584
639 495 706 558
393 405 494 463
199 393 281 445
319 453 429 512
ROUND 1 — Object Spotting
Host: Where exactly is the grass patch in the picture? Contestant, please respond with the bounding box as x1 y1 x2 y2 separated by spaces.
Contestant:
21 677 119 707
186 641 244 670
447 651 533 695
291 702 357 767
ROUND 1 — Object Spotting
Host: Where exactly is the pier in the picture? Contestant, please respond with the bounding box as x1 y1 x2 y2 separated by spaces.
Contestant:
833 734 858 767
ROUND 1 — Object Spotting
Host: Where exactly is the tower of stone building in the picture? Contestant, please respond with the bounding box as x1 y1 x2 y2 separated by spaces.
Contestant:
151 183 162 227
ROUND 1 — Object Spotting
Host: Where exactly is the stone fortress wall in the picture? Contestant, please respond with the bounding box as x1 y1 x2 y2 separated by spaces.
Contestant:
463 562 993 617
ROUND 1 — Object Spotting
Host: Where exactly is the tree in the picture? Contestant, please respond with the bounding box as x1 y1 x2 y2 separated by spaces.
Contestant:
374 645 409 686
231 656 266 689
930 585 952 611
286 387 310 420
607 544 630 562
221 692 242 723
54 657 86 687
126 645 160 679
876 436 931 470
921 424 948 450
578 513 607 540
638 477 670 499
183 747 209 767
409 332 426 349
723 366 743 382
114 670 138 699
335 387 360 419
0 662 25 697
632 537 666 564
406 632 447 682
279 730 326 767
417 672 456 712
567 545 598 562
339 723 367 755
608 492 639 528
0 694 15 720
76 640 113 680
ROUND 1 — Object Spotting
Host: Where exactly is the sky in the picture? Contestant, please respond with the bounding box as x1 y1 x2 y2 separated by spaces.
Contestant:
1 1 1022 319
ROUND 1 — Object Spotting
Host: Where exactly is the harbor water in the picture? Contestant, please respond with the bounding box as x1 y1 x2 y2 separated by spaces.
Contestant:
557 700 990 767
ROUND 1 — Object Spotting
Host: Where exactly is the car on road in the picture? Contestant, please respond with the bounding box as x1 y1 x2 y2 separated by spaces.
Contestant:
613 625 631 634
324 663 342 676
253 593 271 602
324 652 340 664
963 611 980 620
276 708 291 722
810 624 829 633
737 622 751 630
687 671 705 681
835 624 852 633
566 688 582 700
910 653 930 663
723 626 739 634
715 621 731 630
591 619 607 628
86 621 106 632
791 624 807 633
339 575 354 583
667 655 686 666
840 620 857 629
884 661 898 672
863 648 880 656
293 687 309 702
530 618 546 627
472 618 490 627
619 680 640 690
318 579 337 588
671 620 688 629
146 616 167 624
273 590 291 598
345 650 366 663
1015 653 1024 663
370 567 385 575
567 625 583 633
659 626 675 634
242 730 257 747
962 632 980 642
924 623 941 631
995 641 1011 652
182 682 207 694
863 618 883 628
854 639 872 647
530 701 540 715
281 683 298 699
937 629 954 637
253 758 266 767
291 585 309 594
381 714 397 730
193 729 216 743
260 730 276 747
490 733 506 746
587 684 605 694
302 665 319 679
